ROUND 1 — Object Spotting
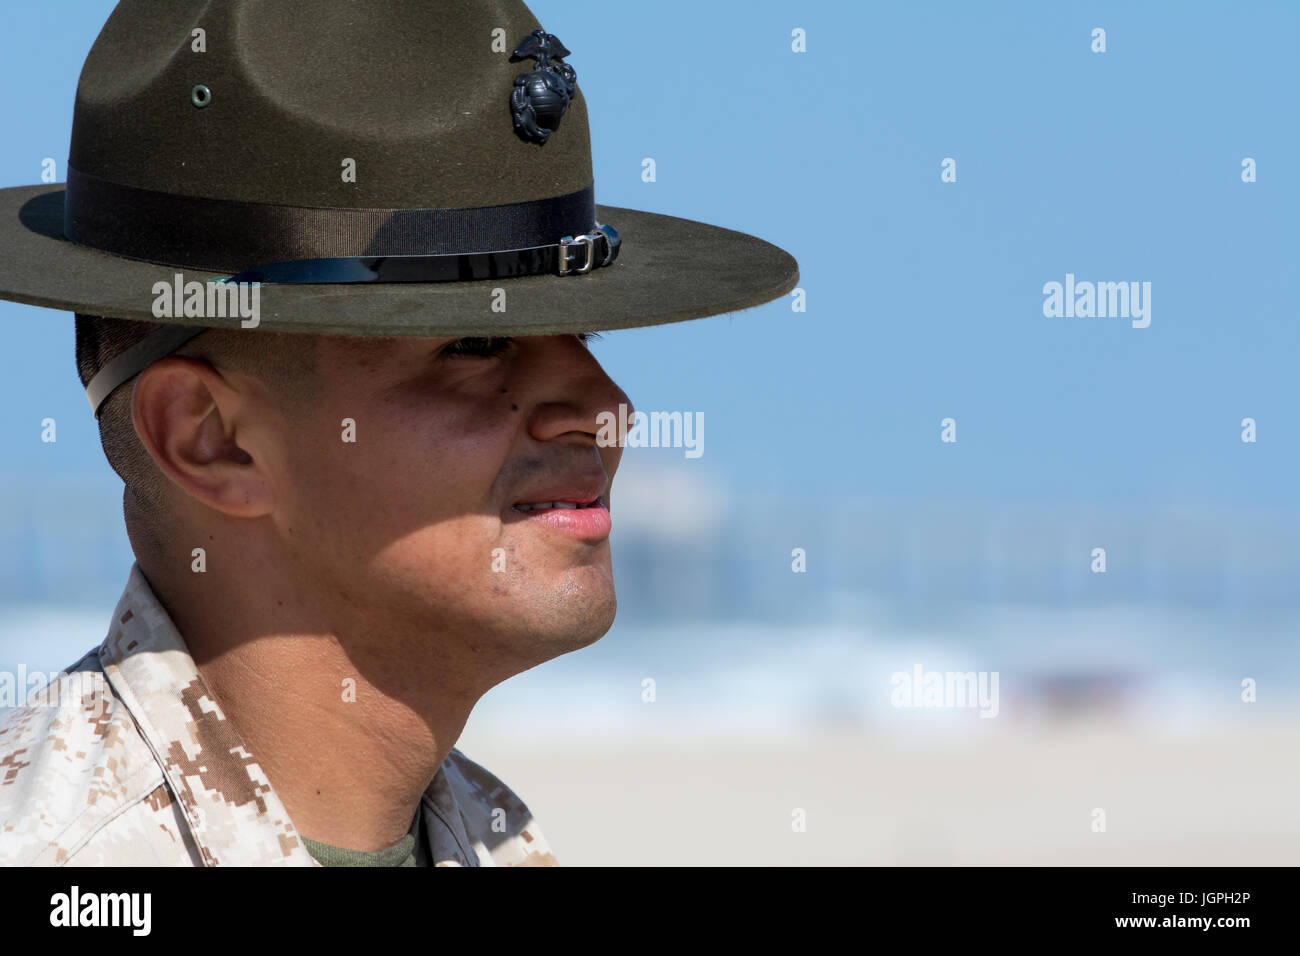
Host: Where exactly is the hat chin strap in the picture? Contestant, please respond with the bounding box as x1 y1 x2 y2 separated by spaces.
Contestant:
85 324 208 419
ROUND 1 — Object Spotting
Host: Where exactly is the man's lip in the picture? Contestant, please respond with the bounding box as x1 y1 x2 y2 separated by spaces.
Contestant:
510 482 608 510
506 497 612 541
512 496 600 509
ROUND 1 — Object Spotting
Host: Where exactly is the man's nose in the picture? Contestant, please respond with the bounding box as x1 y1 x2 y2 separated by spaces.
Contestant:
525 336 633 448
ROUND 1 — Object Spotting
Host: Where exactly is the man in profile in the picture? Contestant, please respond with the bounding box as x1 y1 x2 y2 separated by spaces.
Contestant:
0 0 797 866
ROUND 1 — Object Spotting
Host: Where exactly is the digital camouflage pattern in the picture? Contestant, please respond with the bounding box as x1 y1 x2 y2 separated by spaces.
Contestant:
0 563 557 867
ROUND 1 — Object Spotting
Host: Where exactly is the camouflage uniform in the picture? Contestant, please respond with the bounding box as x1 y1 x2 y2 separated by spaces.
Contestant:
0 563 557 867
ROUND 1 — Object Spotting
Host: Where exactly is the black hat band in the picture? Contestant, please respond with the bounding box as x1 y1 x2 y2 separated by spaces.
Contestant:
63 166 615 279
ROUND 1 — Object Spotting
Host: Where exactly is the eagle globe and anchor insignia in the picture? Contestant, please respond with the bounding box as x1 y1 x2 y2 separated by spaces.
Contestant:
509 29 577 145
507 28 616 273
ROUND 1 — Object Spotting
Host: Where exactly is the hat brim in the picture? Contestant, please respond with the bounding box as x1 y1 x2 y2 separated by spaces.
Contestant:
0 184 798 336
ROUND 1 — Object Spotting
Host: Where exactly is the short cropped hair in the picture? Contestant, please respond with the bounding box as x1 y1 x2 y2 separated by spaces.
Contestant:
74 314 320 520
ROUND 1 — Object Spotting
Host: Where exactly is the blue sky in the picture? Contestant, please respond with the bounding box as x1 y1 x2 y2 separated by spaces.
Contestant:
0 0 1295 527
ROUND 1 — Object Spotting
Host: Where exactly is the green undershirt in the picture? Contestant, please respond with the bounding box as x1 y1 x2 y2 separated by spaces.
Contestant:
301 808 425 867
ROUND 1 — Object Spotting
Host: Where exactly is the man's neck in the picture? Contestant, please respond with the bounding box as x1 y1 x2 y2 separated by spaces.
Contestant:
138 555 481 853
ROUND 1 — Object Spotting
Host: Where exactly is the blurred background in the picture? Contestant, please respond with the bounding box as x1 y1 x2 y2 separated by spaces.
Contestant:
1 0 1296 864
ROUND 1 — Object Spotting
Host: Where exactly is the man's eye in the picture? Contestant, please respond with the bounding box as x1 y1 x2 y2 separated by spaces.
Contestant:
443 336 513 358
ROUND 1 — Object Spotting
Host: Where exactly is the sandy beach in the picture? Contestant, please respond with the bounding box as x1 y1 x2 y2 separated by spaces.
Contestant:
457 724 1300 866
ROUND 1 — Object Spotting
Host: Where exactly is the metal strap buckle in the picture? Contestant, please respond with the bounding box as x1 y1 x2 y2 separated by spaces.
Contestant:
559 233 597 275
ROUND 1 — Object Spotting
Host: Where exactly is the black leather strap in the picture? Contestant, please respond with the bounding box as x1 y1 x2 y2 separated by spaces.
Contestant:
225 222 620 284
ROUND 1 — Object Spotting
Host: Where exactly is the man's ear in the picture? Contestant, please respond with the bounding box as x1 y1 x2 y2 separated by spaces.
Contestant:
131 356 274 518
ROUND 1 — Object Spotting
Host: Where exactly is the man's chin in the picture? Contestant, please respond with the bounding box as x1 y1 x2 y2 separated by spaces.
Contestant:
505 566 617 658
543 585 618 648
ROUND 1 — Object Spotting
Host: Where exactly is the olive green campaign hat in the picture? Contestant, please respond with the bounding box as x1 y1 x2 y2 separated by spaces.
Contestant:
0 0 798 414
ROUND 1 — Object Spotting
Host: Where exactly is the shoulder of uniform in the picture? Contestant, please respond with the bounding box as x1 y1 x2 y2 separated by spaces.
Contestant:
443 747 557 866
0 647 163 865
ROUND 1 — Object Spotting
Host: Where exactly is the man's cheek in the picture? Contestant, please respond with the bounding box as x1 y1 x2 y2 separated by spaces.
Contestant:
323 444 460 523
375 518 505 586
